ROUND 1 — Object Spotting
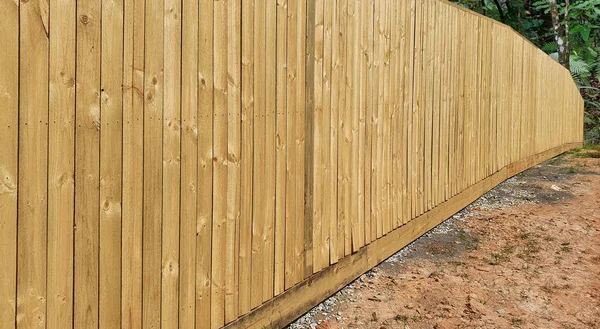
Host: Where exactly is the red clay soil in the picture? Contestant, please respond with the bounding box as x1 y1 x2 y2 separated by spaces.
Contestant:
312 153 600 329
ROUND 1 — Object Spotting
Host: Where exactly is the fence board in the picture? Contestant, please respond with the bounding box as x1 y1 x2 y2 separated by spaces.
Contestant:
285 0 299 288
161 0 181 324
47 0 75 327
0 0 18 327
329 0 341 264
100 0 124 326
18 0 49 323
121 0 144 325
74 0 100 326
211 0 228 325
142 0 164 327
196 0 214 326
179 0 199 326
225 0 241 321
274 0 288 295
239 0 253 313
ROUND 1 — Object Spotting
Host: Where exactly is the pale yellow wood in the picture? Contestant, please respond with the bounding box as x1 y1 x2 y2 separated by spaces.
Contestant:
423 0 433 212
18 0 50 323
179 0 198 326
373 0 383 238
365 0 375 242
321 0 334 266
239 0 254 312
357 0 367 244
211 0 228 325
73 0 100 326
121 0 144 326
450 7 459 197
275 0 288 294
390 0 401 227
196 0 214 327
410 0 423 219
438 3 448 204
382 0 391 234
142 0 164 327
297 0 308 280
225 0 241 322
47 0 75 327
312 0 325 272
338 0 351 254
100 0 124 326
285 0 299 288
328 0 341 265
461 9 468 186
161 0 181 325
417 0 427 215
347 0 359 252
431 0 441 208
264 0 277 301
403 0 415 223
251 0 266 307
0 0 18 327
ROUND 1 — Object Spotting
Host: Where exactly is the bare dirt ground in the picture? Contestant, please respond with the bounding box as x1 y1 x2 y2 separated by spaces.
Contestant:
289 148 600 329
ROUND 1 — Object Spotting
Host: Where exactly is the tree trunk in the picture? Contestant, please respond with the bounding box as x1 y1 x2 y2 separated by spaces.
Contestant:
550 0 570 69
564 0 570 69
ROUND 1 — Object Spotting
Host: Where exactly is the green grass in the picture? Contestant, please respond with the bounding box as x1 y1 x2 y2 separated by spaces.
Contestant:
569 145 600 158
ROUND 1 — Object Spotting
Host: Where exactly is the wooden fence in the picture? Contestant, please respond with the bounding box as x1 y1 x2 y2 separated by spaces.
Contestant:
0 0 583 327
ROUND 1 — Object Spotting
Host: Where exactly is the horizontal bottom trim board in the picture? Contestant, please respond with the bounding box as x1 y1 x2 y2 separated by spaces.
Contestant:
224 142 582 329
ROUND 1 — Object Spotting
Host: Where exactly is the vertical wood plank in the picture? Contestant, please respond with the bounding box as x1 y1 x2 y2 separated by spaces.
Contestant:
47 0 75 327
337 0 350 254
390 0 400 227
239 0 253 313
431 0 440 208
328 0 340 265
161 0 181 324
179 0 198 326
372 0 382 237
410 0 422 219
296 0 307 279
211 0 228 325
357 0 367 243
0 0 19 327
285 0 298 289
74 0 100 326
251 0 266 307
142 0 164 325
347 0 358 251
264 0 277 301
404 0 415 223
100 0 124 326
304 0 316 277
121 0 144 325
382 0 391 233
321 0 333 268
18 0 50 324
423 0 433 212
225 0 241 321
196 0 214 325
312 0 324 273
365 0 374 242
274 0 288 294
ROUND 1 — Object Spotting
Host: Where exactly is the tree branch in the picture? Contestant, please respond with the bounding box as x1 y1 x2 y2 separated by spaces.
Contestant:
492 0 506 23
